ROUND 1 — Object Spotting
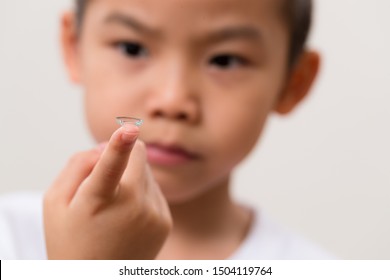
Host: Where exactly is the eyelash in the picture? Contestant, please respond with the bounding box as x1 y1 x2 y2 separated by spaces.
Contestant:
209 54 248 69
114 42 249 69
116 41 148 58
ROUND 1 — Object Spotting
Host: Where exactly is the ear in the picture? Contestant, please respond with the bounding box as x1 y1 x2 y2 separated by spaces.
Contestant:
274 50 321 115
60 11 81 84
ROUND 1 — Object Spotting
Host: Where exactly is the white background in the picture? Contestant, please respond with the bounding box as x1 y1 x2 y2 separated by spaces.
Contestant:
0 0 389 259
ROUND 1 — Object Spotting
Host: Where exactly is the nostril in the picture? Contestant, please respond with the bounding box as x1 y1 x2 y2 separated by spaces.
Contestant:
153 111 164 118
176 112 188 121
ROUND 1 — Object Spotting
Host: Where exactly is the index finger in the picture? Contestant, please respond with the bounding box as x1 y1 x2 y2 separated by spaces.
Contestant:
79 124 139 200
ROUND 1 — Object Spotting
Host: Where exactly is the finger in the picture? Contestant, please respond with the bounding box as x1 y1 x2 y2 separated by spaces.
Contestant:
80 124 139 200
133 163 172 232
121 142 168 215
46 149 101 205
141 164 165 213
120 140 148 192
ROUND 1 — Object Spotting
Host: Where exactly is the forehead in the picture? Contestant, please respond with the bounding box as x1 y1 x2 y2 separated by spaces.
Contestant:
85 0 284 34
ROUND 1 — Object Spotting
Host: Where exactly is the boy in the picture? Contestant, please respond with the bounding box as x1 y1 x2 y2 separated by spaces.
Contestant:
0 0 332 259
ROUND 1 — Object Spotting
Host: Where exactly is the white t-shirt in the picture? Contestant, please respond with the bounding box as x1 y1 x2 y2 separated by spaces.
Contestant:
0 192 334 260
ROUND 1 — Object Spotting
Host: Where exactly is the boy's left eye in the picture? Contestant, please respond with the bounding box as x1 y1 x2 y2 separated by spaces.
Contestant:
209 54 247 69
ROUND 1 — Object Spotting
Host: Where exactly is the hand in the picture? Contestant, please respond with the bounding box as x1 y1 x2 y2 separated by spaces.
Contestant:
44 124 172 259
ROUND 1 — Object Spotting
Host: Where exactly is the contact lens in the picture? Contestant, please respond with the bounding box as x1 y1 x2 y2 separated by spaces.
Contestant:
116 117 143 127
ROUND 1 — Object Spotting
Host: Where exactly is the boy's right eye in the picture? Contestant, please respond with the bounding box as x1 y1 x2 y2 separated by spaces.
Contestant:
116 41 148 58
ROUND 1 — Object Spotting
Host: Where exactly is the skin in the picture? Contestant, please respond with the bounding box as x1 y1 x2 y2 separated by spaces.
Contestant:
44 0 320 259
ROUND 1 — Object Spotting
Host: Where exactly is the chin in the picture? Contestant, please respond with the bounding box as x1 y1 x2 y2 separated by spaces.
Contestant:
152 166 230 205
155 175 207 205
158 181 199 205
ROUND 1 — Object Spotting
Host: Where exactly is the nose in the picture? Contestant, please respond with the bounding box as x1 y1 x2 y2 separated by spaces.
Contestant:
146 62 200 124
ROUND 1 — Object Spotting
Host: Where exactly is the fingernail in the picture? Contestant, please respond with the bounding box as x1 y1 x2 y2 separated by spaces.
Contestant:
121 124 139 144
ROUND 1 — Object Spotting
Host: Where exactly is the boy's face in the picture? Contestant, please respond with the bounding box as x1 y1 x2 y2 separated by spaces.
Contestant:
64 0 300 202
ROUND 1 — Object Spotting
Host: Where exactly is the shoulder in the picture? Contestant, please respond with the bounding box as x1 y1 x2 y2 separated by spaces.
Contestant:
0 191 46 259
231 208 336 260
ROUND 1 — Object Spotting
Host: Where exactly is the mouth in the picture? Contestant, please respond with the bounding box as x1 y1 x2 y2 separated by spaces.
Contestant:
145 143 201 166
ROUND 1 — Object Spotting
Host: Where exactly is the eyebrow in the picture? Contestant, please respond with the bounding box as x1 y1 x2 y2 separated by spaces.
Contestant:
103 12 262 44
205 26 263 44
103 13 160 36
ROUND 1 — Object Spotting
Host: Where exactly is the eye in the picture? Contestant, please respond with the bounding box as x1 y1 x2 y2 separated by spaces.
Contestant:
209 54 247 69
116 41 148 58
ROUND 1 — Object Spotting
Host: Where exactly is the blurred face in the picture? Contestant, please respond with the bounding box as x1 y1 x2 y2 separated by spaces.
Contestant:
68 0 290 202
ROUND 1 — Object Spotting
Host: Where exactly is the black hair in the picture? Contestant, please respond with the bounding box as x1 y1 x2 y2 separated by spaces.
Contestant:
75 0 312 66
283 0 313 66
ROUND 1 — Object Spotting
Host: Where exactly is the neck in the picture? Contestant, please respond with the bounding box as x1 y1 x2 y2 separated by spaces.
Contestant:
157 177 252 259
170 177 235 235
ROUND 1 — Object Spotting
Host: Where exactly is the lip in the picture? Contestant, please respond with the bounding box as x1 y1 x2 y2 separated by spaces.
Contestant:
146 143 200 166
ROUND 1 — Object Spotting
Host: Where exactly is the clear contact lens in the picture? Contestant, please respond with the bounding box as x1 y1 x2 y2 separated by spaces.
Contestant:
116 117 144 127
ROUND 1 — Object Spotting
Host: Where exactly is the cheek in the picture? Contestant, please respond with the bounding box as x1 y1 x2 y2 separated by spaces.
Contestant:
81 54 148 142
83 91 116 143
82 78 140 143
205 83 278 173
